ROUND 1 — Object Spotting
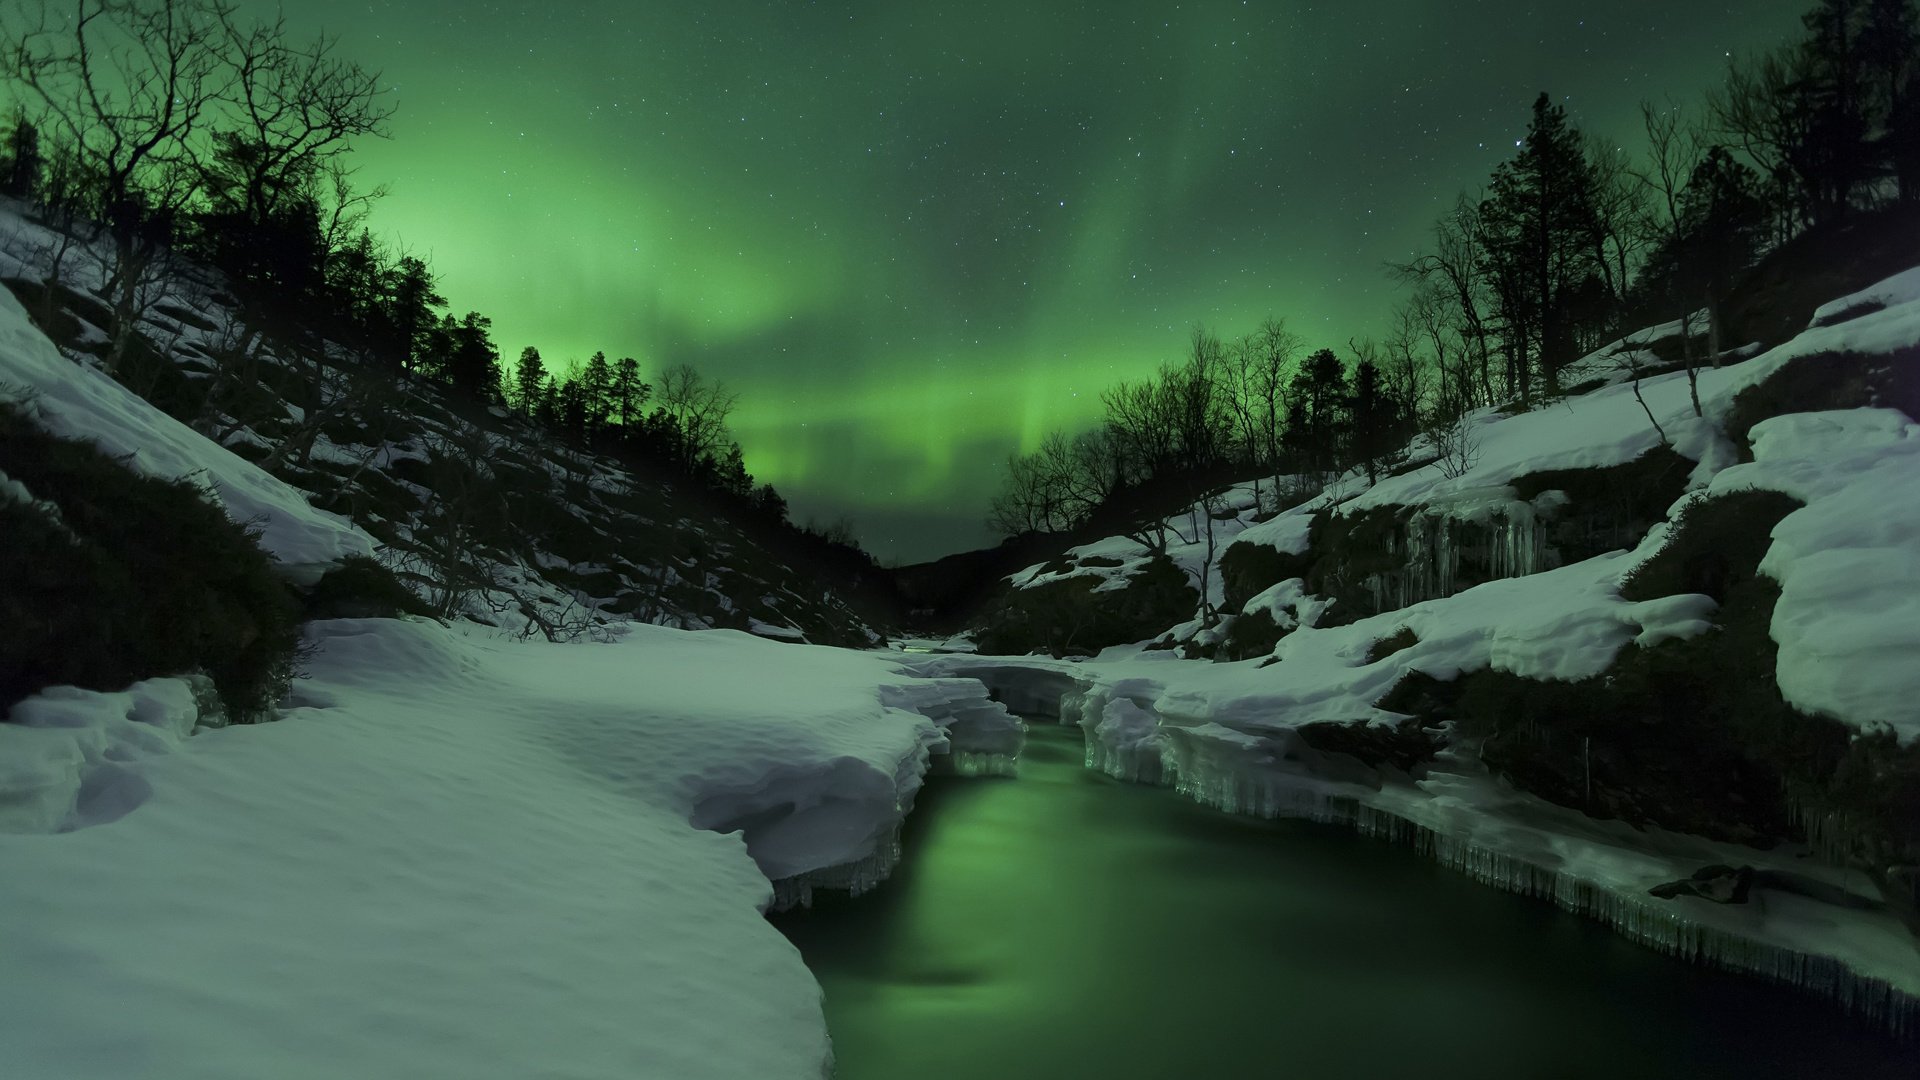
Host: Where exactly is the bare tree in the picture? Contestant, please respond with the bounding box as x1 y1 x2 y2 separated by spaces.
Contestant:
1169 485 1231 627
1381 297 1436 425
410 417 511 619
1582 130 1654 323
654 362 739 469
4 0 233 370
1635 100 1709 417
985 427 1124 537
1421 371 1482 482
1637 100 1705 239
1392 193 1497 404
206 8 390 227
1707 46 1816 240
1101 373 1178 482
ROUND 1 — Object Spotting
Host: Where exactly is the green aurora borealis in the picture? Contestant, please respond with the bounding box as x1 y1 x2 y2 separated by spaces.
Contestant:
254 0 1807 562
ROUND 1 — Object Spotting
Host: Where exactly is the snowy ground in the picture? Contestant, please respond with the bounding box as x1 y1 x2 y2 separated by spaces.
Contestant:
0 620 1020 1079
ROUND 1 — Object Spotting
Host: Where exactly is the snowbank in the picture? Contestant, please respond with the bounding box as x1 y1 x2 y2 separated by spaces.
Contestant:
908 651 1920 1026
0 286 374 582
0 618 1020 1080
1706 409 1920 741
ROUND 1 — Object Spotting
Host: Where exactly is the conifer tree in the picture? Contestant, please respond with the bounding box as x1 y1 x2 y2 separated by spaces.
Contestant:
1 116 41 199
1349 358 1395 484
442 311 501 403
384 256 445 371
513 347 548 416
1861 0 1920 201
1479 92 1600 403
611 356 648 429
581 351 614 434
1285 348 1349 476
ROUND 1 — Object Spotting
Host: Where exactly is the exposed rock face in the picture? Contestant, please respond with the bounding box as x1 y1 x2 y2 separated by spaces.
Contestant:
1305 447 1693 625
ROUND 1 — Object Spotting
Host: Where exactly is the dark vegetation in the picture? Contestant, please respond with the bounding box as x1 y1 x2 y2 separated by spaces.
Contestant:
0 401 299 721
1722 344 1920 456
1365 627 1420 664
1620 490 1806 603
1218 541 1312 613
1294 718 1442 779
1215 608 1288 662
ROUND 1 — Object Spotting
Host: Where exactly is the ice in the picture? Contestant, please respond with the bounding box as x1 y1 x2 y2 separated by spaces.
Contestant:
910 653 1920 1033
1365 489 1552 611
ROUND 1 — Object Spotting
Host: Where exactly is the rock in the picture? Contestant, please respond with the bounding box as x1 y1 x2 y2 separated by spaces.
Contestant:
1649 864 1755 904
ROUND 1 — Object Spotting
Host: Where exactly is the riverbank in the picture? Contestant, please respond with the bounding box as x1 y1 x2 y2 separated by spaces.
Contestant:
904 654 1920 1036
780 722 1917 1079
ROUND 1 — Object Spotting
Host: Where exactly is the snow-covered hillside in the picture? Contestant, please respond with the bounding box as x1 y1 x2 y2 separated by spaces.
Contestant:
990 264 1920 742
0 199 886 644
939 262 1920 1028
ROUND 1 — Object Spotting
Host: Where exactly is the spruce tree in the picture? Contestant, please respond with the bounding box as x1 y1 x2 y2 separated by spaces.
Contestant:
2 117 41 199
581 351 614 434
1479 92 1600 403
1349 358 1394 484
611 356 648 429
513 347 548 416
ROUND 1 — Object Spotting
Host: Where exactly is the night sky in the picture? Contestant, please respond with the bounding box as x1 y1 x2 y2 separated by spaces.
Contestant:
254 1 1807 563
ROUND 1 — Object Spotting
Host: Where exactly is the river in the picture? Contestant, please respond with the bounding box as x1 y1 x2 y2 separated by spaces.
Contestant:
774 721 1916 1079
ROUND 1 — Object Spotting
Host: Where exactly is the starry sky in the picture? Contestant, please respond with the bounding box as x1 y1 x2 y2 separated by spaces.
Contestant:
255 0 1808 563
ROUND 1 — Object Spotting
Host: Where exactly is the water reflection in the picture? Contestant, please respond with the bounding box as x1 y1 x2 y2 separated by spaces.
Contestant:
774 723 1915 1079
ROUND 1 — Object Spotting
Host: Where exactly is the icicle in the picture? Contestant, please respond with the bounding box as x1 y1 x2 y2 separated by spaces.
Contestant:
1068 693 1920 1035
769 824 905 911
932 750 1020 777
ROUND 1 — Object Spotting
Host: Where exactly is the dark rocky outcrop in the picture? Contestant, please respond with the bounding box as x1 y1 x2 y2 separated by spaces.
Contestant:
975 555 1197 658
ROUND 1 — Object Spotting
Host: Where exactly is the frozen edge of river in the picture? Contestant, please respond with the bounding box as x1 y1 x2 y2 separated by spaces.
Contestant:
902 656 1920 1037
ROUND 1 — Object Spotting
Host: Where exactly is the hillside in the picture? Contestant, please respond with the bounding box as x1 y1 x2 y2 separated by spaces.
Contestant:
929 260 1920 1027
0 197 897 681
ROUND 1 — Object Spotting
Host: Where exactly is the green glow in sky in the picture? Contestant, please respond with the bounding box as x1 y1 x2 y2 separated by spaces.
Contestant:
252 0 1808 562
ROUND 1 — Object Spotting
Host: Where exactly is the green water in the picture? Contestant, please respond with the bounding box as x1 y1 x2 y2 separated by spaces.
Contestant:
775 722 1917 1079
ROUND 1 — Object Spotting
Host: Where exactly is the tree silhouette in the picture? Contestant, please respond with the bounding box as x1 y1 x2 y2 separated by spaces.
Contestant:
1479 92 1601 403
512 347 548 416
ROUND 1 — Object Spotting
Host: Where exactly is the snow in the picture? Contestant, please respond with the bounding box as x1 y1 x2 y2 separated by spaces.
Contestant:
749 617 809 641
0 676 210 833
1810 265 1920 325
1703 409 1920 741
1125 266 1920 743
1233 500 1316 554
0 618 1021 1080
0 286 374 583
922 263 1920 1023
